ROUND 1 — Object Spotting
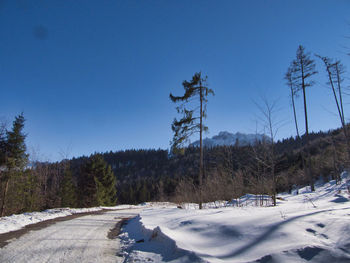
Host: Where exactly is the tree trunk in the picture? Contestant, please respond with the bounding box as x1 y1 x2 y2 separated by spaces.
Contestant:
301 63 314 192
291 88 300 138
1 178 10 217
323 60 350 166
335 63 350 166
199 84 203 210
302 87 309 137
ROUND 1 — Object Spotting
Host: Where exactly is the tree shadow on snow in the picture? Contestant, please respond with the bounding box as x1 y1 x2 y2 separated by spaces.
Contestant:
219 207 350 261
121 216 206 262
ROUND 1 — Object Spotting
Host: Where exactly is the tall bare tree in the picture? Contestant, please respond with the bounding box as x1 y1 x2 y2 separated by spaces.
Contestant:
285 68 300 138
170 72 214 209
317 56 350 164
288 45 318 191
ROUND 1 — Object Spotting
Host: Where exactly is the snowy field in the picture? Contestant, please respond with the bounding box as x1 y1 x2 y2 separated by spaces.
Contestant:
120 173 350 263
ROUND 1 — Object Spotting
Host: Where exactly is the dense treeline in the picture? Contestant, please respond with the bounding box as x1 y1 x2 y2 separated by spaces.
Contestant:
0 114 348 216
72 126 348 205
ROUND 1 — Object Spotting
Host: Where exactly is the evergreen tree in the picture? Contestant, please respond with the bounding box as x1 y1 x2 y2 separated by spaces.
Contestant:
101 164 117 206
22 170 39 212
78 154 116 207
78 160 98 207
5 114 28 169
0 122 6 167
170 72 214 209
60 166 77 207
1 114 28 216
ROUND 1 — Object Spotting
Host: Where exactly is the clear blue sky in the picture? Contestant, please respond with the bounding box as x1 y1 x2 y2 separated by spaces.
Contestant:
1 0 349 161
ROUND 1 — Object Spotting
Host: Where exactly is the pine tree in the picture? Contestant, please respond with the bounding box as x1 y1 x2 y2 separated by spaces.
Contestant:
0 122 6 167
78 159 98 207
1 114 28 216
170 72 214 209
22 170 39 212
288 46 317 191
78 154 117 207
60 166 77 207
101 164 117 206
5 114 28 170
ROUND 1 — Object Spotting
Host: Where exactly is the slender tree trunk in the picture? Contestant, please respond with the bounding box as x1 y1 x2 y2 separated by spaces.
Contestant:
266 102 276 206
336 63 346 125
269 125 276 206
301 64 314 191
321 60 350 166
1 178 10 217
291 89 300 138
301 88 309 136
329 66 350 164
335 64 350 165
199 84 203 210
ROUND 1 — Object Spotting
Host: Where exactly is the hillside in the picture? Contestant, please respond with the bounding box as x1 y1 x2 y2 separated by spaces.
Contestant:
1 125 347 216
190 131 269 147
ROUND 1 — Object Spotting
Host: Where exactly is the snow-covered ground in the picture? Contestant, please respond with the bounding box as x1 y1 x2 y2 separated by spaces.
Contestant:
0 209 141 263
1 175 349 262
121 172 350 262
0 204 138 234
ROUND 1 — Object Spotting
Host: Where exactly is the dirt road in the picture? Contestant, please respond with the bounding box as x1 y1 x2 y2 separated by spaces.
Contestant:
0 209 140 263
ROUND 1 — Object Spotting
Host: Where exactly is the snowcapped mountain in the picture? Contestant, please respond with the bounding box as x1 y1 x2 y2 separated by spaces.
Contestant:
190 131 270 147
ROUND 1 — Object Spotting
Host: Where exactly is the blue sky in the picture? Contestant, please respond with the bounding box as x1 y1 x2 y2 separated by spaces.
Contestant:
1 0 349 161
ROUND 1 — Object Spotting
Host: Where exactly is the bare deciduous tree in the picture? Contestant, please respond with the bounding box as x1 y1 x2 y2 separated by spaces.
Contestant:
317 56 350 167
254 97 283 206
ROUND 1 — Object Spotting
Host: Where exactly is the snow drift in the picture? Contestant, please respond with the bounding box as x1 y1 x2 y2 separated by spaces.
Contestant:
121 172 350 262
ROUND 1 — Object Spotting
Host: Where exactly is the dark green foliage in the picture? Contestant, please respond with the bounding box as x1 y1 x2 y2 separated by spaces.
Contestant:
170 72 214 152
5 114 28 170
101 164 117 206
1 114 29 216
60 166 77 207
78 159 99 207
0 123 6 167
21 170 40 212
78 154 116 207
170 72 214 209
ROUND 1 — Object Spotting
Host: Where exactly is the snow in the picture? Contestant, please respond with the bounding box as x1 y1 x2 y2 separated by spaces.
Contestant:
121 172 350 262
1 173 349 262
0 205 140 234
0 209 141 263
191 131 269 147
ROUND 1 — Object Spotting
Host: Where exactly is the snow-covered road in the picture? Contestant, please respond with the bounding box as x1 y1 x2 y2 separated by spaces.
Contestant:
0 209 141 263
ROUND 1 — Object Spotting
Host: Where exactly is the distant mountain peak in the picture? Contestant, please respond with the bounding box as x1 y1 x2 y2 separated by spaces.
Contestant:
190 131 269 147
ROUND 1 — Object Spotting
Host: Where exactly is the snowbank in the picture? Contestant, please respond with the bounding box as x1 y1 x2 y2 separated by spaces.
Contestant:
123 172 350 262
